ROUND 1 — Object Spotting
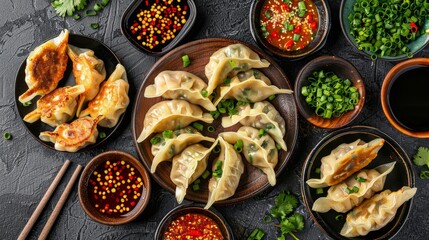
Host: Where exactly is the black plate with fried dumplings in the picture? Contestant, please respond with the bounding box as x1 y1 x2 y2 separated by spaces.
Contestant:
301 125 415 240
15 34 123 152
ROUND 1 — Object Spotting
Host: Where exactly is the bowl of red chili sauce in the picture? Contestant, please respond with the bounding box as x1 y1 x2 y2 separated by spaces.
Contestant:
121 0 196 55
154 204 234 240
78 151 151 225
250 0 331 59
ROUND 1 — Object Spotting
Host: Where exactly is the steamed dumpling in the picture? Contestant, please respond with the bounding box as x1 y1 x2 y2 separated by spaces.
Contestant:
205 44 270 95
144 70 216 111
312 162 395 213
137 100 214 142
79 64 129 128
221 126 278 186
150 126 215 173
340 186 417 237
171 143 216 204
213 73 292 106
222 101 287 151
39 116 100 152
205 137 244 209
306 138 385 188
23 85 85 127
68 45 106 116
19 29 69 103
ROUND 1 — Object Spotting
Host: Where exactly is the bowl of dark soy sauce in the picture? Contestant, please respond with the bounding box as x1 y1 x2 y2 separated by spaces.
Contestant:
381 58 429 138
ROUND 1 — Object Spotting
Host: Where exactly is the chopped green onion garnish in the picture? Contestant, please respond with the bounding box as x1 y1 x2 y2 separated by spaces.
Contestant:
150 136 161 145
287 24 294 31
258 128 266 138
276 143 282 150
223 78 231 85
90 23 100 29
335 215 344 221
192 183 200 191
85 10 97 16
316 188 324 194
355 176 367 182
419 170 429 179
262 214 272 223
213 160 223 178
207 126 215 132
22 101 32 107
3 132 12 140
192 122 204 131
182 54 191 67
247 228 265 240
315 168 321 174
345 186 359 194
101 0 110 7
229 60 237 68
210 110 220 119
99 131 106 139
202 170 211 179
213 145 221 153
162 130 173 139
94 3 103 12
234 139 243 152
200 90 208 97
73 14 81 20
293 33 301 42
268 95 276 101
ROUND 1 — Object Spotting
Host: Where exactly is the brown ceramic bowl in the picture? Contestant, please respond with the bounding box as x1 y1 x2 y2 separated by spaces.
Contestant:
78 151 151 225
381 58 429 138
154 203 234 239
295 55 365 128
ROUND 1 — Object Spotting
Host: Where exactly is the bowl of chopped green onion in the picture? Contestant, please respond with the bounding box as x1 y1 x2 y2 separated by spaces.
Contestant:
340 0 429 60
295 55 365 128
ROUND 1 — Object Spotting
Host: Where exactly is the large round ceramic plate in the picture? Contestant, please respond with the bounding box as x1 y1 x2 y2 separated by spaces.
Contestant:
132 38 298 205
15 34 123 152
302 126 415 239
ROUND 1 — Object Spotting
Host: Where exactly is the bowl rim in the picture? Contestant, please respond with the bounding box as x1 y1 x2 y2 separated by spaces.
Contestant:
294 55 366 128
249 0 331 59
153 203 235 240
339 0 429 61
381 57 429 138
78 150 151 225
301 125 415 240
120 0 197 56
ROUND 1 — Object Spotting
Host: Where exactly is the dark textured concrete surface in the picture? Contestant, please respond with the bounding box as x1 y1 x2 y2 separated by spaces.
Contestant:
1 0 428 239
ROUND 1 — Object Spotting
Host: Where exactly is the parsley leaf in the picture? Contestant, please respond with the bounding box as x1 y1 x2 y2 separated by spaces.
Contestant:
51 0 88 17
414 147 429 168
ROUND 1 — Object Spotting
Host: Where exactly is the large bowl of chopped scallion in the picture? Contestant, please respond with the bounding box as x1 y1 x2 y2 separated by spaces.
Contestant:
340 0 429 60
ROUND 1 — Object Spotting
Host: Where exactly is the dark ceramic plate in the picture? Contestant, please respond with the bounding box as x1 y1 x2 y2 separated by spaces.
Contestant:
154 203 234 239
132 38 298 205
301 126 415 240
15 34 123 152
121 0 197 55
249 0 331 59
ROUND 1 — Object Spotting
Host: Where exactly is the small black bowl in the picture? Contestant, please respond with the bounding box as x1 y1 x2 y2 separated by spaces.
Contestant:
154 203 234 239
121 0 197 56
249 0 331 59
301 125 415 240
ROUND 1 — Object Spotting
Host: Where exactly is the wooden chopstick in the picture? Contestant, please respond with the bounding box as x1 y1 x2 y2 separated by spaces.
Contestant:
38 164 83 240
18 160 71 240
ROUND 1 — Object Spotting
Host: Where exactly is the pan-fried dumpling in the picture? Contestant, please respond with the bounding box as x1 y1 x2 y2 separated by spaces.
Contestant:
23 85 85 127
221 126 278 186
68 45 106 116
19 29 69 103
340 186 417 237
79 64 129 128
205 44 270 95
144 70 216 111
306 138 385 188
137 100 214 142
213 74 292 106
150 126 215 173
312 162 395 213
39 116 101 152
222 101 287 151
171 143 217 204
205 137 244 209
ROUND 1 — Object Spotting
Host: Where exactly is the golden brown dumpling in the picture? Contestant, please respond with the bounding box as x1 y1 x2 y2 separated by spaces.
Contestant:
39 116 100 152
67 45 106 116
19 29 69 103
23 85 85 127
79 64 129 128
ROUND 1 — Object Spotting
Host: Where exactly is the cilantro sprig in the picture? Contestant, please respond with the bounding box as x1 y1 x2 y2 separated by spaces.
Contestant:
51 0 87 17
269 191 305 240
413 147 429 179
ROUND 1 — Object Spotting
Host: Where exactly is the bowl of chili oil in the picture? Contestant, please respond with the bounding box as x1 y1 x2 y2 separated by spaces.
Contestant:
121 0 197 55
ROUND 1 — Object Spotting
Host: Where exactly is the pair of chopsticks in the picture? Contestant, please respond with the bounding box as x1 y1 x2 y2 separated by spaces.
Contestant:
18 160 82 240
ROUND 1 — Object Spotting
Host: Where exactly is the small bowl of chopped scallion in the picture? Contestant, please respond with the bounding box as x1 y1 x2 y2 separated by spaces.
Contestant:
294 55 365 128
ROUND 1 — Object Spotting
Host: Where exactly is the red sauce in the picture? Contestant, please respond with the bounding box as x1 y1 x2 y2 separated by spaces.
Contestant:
87 160 144 217
129 0 190 51
260 0 319 51
163 213 224 240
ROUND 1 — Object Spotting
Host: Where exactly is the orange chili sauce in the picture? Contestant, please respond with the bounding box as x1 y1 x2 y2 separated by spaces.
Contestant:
163 213 224 240
260 0 319 51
